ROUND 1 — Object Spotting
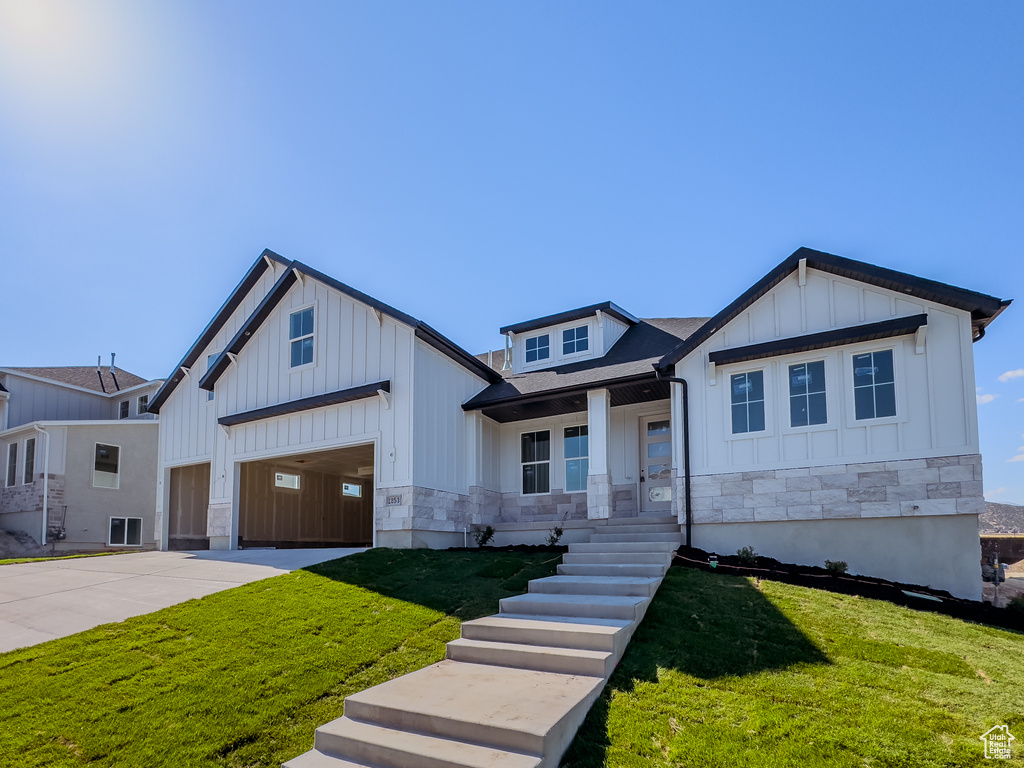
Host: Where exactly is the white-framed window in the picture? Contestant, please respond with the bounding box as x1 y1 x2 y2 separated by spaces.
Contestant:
564 425 588 493
137 394 149 414
853 349 896 420
5 443 16 488
109 517 143 546
521 430 550 495
207 354 217 401
342 482 362 497
730 370 765 434
93 443 121 489
289 306 315 368
118 400 129 419
525 334 550 364
562 325 589 356
23 437 35 485
789 360 827 427
275 471 301 490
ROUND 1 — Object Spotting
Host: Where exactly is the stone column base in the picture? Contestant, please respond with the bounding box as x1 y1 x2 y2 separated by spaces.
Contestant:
587 474 612 519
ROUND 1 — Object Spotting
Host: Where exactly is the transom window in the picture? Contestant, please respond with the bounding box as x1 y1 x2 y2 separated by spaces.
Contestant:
562 325 589 355
289 307 315 368
789 361 827 427
525 334 550 363
731 371 765 434
564 426 589 493
93 443 121 489
110 517 142 546
853 350 896 420
521 430 550 494
24 438 35 484
6 443 16 488
118 400 129 419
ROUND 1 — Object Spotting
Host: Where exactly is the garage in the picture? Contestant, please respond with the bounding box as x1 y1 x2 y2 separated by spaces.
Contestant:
168 463 211 550
237 443 374 548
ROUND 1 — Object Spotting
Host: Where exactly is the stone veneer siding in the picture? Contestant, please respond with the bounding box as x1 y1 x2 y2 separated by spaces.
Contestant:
375 485 503 534
677 454 984 524
0 473 65 520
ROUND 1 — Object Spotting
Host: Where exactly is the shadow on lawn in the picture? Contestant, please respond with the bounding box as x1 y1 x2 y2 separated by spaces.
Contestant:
562 568 831 767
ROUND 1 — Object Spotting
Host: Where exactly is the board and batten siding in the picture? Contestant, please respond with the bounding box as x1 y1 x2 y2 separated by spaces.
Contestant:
2 376 111 428
677 268 979 474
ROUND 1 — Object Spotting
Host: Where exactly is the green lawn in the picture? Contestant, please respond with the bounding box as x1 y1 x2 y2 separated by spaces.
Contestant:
0 551 131 566
564 568 1024 767
0 548 562 768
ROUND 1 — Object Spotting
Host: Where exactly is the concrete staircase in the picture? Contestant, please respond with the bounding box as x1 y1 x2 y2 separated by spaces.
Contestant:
284 516 680 768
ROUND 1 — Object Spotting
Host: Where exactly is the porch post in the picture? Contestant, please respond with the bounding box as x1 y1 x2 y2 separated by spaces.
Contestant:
587 388 612 519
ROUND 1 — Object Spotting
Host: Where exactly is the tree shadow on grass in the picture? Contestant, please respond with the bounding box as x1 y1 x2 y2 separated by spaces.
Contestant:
562 568 831 767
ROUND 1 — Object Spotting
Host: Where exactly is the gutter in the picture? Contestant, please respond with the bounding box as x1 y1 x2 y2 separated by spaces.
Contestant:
32 425 49 548
655 370 692 548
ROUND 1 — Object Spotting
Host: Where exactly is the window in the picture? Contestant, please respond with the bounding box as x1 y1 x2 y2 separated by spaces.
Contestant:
789 361 827 427
118 400 129 419
853 350 896 420
109 517 142 546
521 430 550 494
275 472 301 490
731 371 765 434
207 354 217 401
342 482 362 497
289 307 315 368
93 443 121 489
562 325 589 355
23 438 35 484
5 443 16 488
137 394 149 414
564 426 588 493
525 334 549 364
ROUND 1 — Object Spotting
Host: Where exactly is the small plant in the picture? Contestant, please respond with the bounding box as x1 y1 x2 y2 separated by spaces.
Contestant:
546 526 564 546
825 559 849 575
736 546 758 565
473 525 495 547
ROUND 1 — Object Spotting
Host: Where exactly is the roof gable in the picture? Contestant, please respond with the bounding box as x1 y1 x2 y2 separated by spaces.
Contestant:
3 366 151 395
499 301 638 336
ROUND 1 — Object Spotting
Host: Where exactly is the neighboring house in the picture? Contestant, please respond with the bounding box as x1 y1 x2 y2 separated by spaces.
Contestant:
148 247 1009 599
0 362 163 550
980 502 1024 570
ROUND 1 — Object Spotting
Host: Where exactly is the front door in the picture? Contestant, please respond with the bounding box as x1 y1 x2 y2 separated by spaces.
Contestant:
640 415 672 513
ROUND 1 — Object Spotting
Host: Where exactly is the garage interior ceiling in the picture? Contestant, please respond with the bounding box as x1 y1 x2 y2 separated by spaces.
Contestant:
246 444 375 478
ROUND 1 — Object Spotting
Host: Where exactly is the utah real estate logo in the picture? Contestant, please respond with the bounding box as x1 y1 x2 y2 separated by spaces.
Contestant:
980 725 1015 760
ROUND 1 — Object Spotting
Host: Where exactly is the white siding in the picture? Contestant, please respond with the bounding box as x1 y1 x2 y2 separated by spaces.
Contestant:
678 269 979 474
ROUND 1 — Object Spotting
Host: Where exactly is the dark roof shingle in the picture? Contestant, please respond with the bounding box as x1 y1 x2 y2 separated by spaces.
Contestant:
6 366 150 394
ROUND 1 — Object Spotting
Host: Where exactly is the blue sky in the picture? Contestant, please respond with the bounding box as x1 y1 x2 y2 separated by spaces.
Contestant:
1 1 1021 501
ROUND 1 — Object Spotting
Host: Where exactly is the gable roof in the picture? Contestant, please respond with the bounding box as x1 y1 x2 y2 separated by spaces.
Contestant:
4 366 150 394
499 302 639 336
656 247 1012 373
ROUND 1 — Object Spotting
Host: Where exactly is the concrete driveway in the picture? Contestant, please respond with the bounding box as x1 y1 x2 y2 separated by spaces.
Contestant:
0 548 366 653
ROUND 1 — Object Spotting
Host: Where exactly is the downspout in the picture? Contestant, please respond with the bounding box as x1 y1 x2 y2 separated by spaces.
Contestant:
32 425 49 548
655 370 692 548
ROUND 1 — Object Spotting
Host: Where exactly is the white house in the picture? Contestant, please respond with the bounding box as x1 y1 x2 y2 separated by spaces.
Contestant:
148 247 1009 598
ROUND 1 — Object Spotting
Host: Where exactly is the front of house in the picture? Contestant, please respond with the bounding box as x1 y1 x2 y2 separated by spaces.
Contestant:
148 247 1009 599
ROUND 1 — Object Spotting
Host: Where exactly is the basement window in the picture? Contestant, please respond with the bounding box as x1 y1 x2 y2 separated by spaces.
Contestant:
109 517 142 547
521 430 550 495
118 400 129 419
342 482 362 497
93 443 121 489
275 472 301 490
289 307 315 368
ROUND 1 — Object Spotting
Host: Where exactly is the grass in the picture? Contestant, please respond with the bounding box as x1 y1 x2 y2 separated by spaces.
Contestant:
0 551 133 566
564 568 1024 767
0 547 562 768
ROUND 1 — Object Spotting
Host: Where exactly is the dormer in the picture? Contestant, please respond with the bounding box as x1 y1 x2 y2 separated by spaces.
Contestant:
499 302 639 373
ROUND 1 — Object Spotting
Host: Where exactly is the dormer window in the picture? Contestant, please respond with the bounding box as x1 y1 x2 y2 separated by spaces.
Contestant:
289 307 315 368
562 326 589 355
525 334 550 363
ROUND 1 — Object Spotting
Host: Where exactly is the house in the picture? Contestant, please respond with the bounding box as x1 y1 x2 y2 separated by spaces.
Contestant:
0 361 163 550
980 502 1024 571
148 247 1009 599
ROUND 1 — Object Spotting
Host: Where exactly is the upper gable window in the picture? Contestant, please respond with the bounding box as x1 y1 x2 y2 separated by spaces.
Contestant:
289 307 315 368
525 334 550 364
853 350 896 420
789 361 827 427
562 326 589 356
731 371 765 434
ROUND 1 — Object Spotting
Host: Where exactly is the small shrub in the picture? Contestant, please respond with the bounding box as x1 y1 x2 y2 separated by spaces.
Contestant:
1008 594 1024 616
736 546 758 565
825 559 849 575
474 525 495 547
546 526 564 546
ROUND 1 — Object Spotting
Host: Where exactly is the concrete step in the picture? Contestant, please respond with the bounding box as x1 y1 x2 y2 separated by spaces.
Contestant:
594 523 681 535
459 614 631 653
339 660 603 757
283 749 376 768
568 540 678 554
500 592 649 622
446 638 614 678
557 562 667 578
588 532 682 544
310 717 542 768
562 551 673 567
528 575 661 598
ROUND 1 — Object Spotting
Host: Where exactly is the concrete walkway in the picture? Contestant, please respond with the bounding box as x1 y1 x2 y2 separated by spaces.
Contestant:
0 548 365 653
